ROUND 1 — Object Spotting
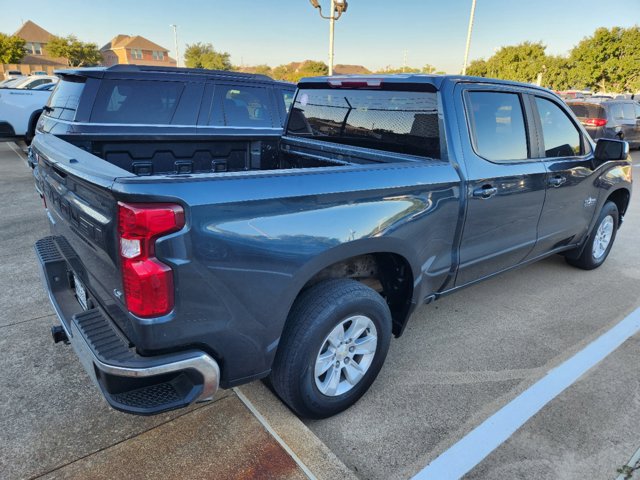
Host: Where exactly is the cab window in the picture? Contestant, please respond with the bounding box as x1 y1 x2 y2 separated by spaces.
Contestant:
535 97 582 157
467 91 529 162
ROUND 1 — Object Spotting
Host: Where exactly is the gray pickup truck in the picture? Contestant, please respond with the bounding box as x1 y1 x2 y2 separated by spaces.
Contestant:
32 67 632 418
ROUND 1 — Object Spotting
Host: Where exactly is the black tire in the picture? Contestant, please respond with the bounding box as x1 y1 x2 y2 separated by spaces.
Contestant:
270 279 392 419
566 201 619 270
25 110 42 146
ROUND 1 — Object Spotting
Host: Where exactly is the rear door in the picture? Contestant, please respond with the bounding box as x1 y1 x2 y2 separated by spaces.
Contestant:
527 93 600 257
454 84 547 286
608 102 640 145
197 81 283 170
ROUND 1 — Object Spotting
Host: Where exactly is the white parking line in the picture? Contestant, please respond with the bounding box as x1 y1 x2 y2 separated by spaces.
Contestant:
6 141 29 168
234 387 318 480
412 307 640 480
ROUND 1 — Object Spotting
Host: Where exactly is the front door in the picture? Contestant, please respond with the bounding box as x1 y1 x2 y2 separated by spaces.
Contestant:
527 94 601 256
454 86 548 286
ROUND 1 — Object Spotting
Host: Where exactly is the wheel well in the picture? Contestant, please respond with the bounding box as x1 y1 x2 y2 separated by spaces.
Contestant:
607 189 630 220
26 110 43 141
301 253 414 336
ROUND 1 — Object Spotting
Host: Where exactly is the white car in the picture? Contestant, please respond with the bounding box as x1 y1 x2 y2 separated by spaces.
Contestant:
3 69 24 80
0 82 54 143
5 75 58 90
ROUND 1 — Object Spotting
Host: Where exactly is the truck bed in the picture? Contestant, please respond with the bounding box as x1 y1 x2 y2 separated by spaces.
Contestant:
58 134 424 176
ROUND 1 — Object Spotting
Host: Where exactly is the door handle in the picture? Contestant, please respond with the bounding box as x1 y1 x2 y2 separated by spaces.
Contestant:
472 185 498 199
548 176 567 187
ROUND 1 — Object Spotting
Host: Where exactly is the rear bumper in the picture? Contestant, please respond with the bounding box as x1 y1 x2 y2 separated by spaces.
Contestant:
35 235 220 415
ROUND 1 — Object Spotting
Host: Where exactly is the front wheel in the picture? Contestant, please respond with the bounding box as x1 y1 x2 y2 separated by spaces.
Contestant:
270 279 392 419
566 201 619 270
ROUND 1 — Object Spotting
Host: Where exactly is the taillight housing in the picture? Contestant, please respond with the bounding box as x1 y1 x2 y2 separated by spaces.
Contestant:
117 202 185 318
584 117 607 127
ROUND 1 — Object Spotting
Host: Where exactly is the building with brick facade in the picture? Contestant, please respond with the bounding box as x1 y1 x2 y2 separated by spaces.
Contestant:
0 20 68 78
100 35 176 67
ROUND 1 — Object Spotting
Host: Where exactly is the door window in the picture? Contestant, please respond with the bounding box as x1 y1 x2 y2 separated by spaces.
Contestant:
535 97 581 157
467 91 528 162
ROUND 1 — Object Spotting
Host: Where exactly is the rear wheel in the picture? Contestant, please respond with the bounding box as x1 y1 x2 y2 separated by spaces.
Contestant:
566 201 618 270
270 279 392 419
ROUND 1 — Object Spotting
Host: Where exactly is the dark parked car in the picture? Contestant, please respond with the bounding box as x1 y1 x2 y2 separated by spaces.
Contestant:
567 99 640 148
31 70 632 419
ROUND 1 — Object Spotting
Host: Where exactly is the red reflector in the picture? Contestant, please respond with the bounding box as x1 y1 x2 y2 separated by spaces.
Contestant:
584 118 606 127
117 202 185 318
122 258 174 317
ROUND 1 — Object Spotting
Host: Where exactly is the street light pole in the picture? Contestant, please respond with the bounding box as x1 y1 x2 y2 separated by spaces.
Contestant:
170 24 180 68
328 0 335 75
462 0 477 75
309 0 348 76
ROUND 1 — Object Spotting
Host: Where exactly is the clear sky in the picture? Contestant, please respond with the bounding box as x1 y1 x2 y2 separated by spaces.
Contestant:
1 0 638 73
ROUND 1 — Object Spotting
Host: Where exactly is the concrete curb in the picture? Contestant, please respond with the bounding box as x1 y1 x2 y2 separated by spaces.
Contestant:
237 382 358 480
615 445 640 480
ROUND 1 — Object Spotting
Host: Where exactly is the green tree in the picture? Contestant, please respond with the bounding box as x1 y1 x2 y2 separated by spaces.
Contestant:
0 33 26 63
184 43 232 70
297 60 328 77
248 64 272 76
465 59 488 77
374 64 441 74
541 55 574 91
271 60 328 82
569 26 640 92
271 63 293 81
47 35 101 67
474 41 547 83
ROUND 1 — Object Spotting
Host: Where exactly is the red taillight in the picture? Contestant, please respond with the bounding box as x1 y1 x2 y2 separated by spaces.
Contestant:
117 202 185 317
584 118 607 127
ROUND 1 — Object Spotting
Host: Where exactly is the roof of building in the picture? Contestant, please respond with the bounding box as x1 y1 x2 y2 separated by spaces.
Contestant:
101 35 169 52
333 64 371 75
14 20 55 44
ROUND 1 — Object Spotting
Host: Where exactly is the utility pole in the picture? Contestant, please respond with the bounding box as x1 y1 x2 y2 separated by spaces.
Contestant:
328 0 335 75
403 49 408 73
170 24 180 68
462 0 477 75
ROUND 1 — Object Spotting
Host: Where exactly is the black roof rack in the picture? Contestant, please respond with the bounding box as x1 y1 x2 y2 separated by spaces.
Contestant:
106 64 273 81
54 64 278 83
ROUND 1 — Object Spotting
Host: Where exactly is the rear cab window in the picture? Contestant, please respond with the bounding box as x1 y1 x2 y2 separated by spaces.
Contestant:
44 77 85 121
286 87 441 159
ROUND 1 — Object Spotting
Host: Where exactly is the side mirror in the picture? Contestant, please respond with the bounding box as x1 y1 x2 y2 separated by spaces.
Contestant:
594 138 629 162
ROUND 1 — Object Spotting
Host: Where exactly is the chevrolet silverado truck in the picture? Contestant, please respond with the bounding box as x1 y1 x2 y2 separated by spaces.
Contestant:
32 67 632 418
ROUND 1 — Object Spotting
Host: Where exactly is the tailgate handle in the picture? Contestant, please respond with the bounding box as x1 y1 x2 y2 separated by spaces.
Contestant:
51 165 68 184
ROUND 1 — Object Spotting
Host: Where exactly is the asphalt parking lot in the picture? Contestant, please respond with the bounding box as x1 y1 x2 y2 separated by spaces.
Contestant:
1 141 639 480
